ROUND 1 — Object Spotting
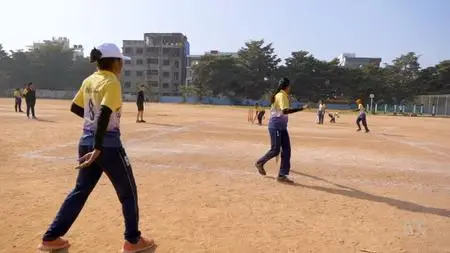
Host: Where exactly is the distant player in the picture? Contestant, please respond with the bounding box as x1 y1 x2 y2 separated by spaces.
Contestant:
254 103 266 125
136 84 146 123
23 82 37 119
317 100 325 124
328 112 339 123
355 99 370 133
38 43 154 253
13 88 23 112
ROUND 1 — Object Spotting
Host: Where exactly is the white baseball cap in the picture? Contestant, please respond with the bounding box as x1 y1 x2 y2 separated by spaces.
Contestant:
96 43 131 61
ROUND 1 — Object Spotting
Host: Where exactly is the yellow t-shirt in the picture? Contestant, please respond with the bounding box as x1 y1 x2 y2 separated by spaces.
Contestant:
269 90 290 129
13 90 21 98
73 70 122 137
358 103 366 114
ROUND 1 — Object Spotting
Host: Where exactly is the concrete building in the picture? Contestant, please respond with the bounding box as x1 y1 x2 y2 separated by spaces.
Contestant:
122 33 190 96
122 40 146 93
72 45 84 60
185 50 238 87
338 53 381 69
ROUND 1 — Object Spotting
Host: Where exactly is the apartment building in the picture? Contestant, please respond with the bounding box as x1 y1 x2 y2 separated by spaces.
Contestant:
185 50 238 87
122 33 190 97
122 40 146 93
338 53 382 69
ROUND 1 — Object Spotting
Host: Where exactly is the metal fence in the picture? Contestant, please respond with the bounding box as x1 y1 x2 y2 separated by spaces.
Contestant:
415 94 450 116
362 94 450 117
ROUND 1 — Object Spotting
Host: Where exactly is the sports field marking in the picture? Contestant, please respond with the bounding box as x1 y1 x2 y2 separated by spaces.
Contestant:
21 122 197 160
378 131 450 158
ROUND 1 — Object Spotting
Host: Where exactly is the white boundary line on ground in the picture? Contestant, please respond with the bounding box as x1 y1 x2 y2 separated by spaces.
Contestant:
21 122 198 160
377 131 450 158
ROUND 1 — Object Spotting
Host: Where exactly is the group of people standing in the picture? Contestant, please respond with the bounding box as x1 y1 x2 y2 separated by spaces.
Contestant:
13 82 37 119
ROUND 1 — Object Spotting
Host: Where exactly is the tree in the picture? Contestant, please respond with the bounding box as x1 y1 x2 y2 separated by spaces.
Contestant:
385 52 421 102
193 55 244 98
1 39 95 91
0 44 11 90
237 40 281 99
436 60 450 92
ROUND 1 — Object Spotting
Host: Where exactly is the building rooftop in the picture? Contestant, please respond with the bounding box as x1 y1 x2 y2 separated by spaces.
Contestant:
123 40 144 45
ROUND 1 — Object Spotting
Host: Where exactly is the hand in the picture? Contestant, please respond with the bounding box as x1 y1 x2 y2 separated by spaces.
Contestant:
75 149 102 169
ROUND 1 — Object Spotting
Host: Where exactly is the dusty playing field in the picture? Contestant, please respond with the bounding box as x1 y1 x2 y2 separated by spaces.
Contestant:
1 98 450 253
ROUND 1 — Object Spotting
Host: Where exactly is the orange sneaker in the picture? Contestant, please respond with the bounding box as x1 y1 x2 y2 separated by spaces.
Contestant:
38 237 70 251
122 237 155 253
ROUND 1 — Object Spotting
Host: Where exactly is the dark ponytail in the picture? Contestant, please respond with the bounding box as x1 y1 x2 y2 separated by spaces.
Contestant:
90 48 102 63
270 87 282 104
271 78 290 104
90 47 120 71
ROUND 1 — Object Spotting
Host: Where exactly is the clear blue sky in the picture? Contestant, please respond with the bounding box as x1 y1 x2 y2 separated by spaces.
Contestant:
1 0 449 67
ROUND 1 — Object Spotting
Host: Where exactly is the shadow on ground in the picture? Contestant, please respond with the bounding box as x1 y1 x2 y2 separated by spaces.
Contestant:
286 171 450 218
146 122 182 128
47 244 158 253
35 117 56 123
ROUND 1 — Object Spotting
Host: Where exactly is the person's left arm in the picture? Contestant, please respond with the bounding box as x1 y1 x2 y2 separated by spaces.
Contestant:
280 94 307 114
71 83 85 118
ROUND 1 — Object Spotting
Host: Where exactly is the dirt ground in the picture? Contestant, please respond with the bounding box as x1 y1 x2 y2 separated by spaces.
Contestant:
0 98 450 253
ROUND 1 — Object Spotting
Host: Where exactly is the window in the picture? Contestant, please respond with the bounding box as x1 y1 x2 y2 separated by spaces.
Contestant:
136 48 144 54
124 47 132 54
136 59 144 65
146 47 158 53
124 60 131 65
124 70 131 76
163 83 169 89
147 69 158 76
149 81 158 87
174 60 179 68
162 93 171 96
124 82 131 88
136 71 143 77
163 59 170 66
163 48 170 54
147 58 158 64
174 72 179 80
187 80 192 85
163 72 170 77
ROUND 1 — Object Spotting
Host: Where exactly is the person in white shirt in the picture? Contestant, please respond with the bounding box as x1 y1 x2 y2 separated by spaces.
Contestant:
317 100 326 124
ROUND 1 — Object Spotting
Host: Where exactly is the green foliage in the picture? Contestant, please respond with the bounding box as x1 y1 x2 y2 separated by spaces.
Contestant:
1 38 450 102
193 42 449 103
0 40 95 92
